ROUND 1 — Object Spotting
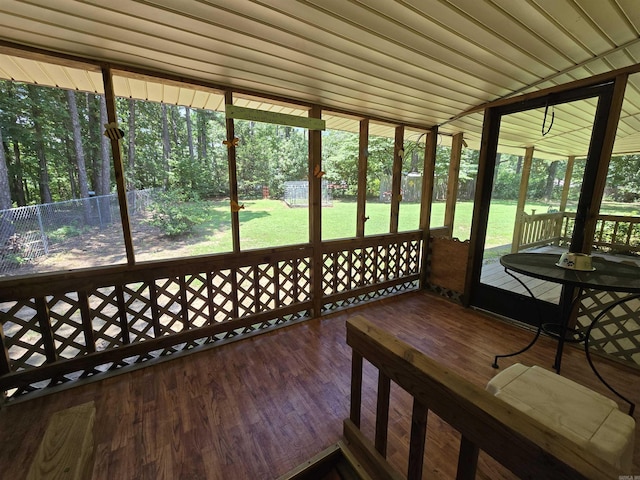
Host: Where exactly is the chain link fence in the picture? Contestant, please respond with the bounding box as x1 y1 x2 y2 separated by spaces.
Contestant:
0 189 155 275
283 180 332 207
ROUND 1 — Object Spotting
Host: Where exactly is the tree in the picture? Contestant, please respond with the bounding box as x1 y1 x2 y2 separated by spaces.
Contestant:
161 103 170 188
542 160 559 202
66 90 90 199
127 98 136 189
0 127 11 209
606 154 640 202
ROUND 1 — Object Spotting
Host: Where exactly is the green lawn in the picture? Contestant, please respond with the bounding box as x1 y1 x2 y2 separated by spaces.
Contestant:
155 198 639 257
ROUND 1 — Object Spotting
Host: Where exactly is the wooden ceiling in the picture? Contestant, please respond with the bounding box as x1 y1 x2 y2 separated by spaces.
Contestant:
1 0 640 158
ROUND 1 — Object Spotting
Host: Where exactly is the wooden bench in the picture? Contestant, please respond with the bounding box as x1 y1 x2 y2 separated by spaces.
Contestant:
27 401 96 480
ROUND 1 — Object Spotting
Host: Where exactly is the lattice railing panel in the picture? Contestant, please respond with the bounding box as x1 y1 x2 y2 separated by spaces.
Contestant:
577 289 640 365
89 287 123 351
48 293 87 359
362 246 376 285
322 238 420 298
185 274 210 328
123 282 155 343
256 264 276 312
0 299 45 371
209 269 234 323
387 243 398 280
278 260 297 306
323 280 419 313
154 277 184 336
0 235 419 401
377 245 388 282
322 254 334 295
297 257 311 302
335 251 350 293
236 266 257 317
408 239 420 273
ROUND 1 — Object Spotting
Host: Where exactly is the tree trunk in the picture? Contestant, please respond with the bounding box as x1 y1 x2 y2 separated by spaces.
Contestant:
170 105 180 150
162 103 171 188
27 85 52 204
128 98 136 189
98 96 111 195
11 142 26 206
87 93 101 194
67 89 92 222
197 110 207 161
544 160 559 202
98 96 112 225
0 127 12 210
66 92 88 192
186 106 195 161
492 152 502 193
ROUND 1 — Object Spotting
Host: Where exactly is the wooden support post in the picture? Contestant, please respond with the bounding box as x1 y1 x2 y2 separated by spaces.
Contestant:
225 91 241 254
390 125 404 234
179 276 189 330
556 156 575 243
511 146 534 253
419 127 438 289
407 399 428 480
149 282 161 338
115 285 130 344
356 119 369 237
456 436 479 480
581 75 628 253
35 297 57 364
206 271 216 326
466 107 501 305
444 132 463 235
375 371 391 457
308 106 323 317
350 351 363 428
78 291 96 354
101 66 135 266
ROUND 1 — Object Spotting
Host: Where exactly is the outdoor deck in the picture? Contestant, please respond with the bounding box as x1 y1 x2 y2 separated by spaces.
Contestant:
480 245 640 305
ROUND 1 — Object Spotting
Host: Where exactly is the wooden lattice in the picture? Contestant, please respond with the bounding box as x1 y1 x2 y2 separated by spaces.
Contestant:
0 233 420 401
0 299 45 371
123 282 154 343
209 269 234 323
154 277 185 336
184 273 210 329
48 293 87 360
577 289 640 366
89 287 124 351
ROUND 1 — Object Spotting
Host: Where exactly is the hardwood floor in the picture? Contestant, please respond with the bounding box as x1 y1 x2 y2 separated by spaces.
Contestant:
1 291 638 479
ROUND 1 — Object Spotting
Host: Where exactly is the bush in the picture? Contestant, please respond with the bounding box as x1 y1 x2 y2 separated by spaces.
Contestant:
147 189 205 237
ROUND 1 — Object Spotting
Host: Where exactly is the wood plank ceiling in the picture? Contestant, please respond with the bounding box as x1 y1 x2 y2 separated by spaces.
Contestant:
0 0 640 159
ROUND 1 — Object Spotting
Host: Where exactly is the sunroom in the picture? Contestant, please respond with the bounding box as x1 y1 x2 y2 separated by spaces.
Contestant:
0 1 639 478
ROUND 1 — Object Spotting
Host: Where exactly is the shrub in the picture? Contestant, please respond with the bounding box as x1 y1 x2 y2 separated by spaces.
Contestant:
147 189 205 237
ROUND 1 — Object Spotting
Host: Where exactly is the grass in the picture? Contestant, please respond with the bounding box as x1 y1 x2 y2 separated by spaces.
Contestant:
144 197 639 257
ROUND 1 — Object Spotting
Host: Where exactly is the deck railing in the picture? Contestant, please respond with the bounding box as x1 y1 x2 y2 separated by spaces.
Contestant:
0 232 422 401
344 315 619 479
513 211 564 252
514 211 640 253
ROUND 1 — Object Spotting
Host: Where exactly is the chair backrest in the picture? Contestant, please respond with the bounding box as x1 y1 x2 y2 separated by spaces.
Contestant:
584 292 640 415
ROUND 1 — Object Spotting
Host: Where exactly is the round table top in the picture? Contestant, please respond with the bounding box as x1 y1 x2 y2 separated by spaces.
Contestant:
500 253 640 293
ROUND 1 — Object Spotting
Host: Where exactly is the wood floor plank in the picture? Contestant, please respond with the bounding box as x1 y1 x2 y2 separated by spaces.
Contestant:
0 291 637 479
